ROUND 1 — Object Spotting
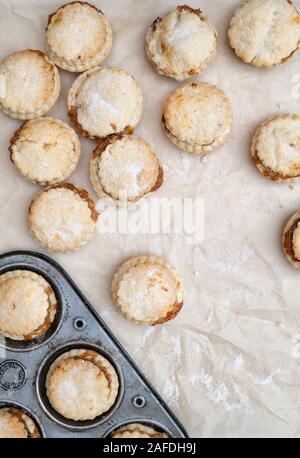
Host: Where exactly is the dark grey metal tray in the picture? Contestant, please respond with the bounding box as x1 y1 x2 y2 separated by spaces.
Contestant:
0 251 188 438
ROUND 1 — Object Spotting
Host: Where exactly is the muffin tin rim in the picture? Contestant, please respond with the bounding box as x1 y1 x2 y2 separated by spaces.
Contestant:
0 250 188 438
0 263 65 353
35 340 125 431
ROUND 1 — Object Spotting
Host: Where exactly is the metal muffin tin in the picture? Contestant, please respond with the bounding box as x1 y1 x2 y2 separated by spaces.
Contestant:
0 251 188 438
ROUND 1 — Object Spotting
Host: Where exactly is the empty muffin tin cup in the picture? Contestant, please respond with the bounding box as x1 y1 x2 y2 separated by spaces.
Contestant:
36 342 124 431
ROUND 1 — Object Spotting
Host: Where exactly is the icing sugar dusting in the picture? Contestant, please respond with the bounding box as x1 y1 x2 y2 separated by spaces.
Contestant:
162 376 179 406
232 354 244 371
189 370 254 414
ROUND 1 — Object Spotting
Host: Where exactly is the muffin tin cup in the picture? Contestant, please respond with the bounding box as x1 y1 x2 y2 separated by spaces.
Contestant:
0 251 188 438
36 342 125 431
0 267 64 353
103 419 174 438
0 400 46 438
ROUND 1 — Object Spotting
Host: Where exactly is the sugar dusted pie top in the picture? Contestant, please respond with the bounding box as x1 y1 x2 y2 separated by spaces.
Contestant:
146 5 217 80
46 2 112 72
228 0 300 67
0 270 57 341
112 256 183 325
46 349 119 421
90 135 163 202
252 114 300 181
68 67 143 140
10 117 81 185
0 50 60 119
163 82 233 155
28 184 98 253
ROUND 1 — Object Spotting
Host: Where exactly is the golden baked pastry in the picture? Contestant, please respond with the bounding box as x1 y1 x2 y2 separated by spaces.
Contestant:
68 67 143 141
46 349 119 421
10 117 81 185
0 50 60 119
282 210 300 269
90 135 163 202
28 184 98 253
146 5 217 80
112 256 183 325
46 2 112 72
112 423 168 438
162 82 233 155
228 0 300 67
0 408 41 438
252 114 300 182
0 270 57 341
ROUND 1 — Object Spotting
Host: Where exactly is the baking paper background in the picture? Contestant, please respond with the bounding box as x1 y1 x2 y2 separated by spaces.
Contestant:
1 0 300 438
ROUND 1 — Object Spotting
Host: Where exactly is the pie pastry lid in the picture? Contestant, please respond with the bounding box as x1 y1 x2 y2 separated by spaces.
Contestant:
0 408 41 438
68 66 143 141
112 423 168 438
10 117 81 185
112 256 184 325
90 135 164 202
46 2 113 73
146 5 217 81
0 50 60 120
28 184 98 253
282 210 300 269
46 349 119 421
0 270 57 341
228 0 300 68
163 82 233 155
251 114 300 182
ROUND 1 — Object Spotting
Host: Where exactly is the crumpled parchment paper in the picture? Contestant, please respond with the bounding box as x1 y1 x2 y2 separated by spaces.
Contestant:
0 0 300 438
